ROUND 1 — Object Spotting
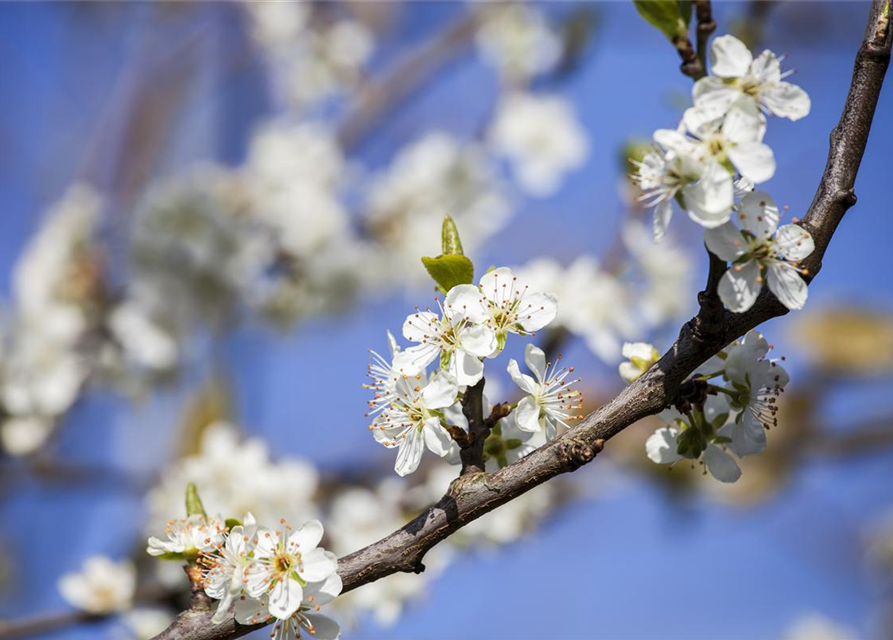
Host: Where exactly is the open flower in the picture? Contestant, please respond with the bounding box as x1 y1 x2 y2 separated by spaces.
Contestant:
201 513 258 624
244 520 338 620
704 191 815 312
364 331 402 417
371 371 459 476
147 515 225 557
619 342 659 383
483 413 545 472
693 34 811 121
507 344 582 440
633 139 705 241
393 286 496 386
236 572 342 640
478 267 558 350
58 556 136 615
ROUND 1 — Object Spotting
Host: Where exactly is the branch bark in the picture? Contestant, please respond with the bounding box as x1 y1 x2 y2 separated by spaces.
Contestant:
151 3 891 638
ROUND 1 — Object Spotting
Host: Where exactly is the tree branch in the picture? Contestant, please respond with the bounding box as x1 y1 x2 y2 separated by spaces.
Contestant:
693 1 716 74
150 4 891 638
459 379 488 475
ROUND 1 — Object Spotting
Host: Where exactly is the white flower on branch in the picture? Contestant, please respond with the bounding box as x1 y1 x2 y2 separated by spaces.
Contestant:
489 92 589 197
618 342 659 383
147 515 226 558
477 266 559 351
704 191 815 312
476 3 561 83
58 556 136 615
694 34 811 121
244 520 338 620
236 572 343 640
508 344 582 440
371 371 460 476
200 513 258 624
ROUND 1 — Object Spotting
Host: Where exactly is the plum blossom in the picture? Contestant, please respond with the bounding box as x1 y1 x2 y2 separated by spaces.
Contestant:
201 514 258 624
364 331 403 416
476 4 560 82
393 287 496 386
488 93 589 197
147 515 226 557
58 556 136 615
236 572 342 640
477 267 558 350
507 344 583 440
371 371 459 476
244 520 338 620
704 191 815 312
694 34 811 121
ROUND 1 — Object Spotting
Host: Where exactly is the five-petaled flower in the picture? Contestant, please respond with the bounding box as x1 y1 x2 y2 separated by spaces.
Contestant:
371 370 459 476
245 520 338 620
200 513 258 624
705 190 815 312
236 572 343 640
507 344 582 440
477 267 558 351
147 514 225 558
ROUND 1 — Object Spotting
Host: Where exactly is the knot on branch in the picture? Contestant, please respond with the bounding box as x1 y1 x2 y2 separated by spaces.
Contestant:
560 438 604 470
673 378 709 414
837 188 858 207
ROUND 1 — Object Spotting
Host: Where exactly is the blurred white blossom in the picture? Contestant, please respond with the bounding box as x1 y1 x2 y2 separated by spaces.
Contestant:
58 556 136 615
476 4 560 83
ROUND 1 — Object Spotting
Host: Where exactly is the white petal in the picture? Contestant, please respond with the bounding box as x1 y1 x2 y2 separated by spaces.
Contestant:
298 548 337 584
730 414 768 457
304 613 341 640
288 520 324 552
524 343 548 384
448 349 484 387
703 393 731 423
703 445 742 483
645 427 682 464
458 324 497 358
514 396 542 433
728 142 775 184
718 261 762 313
774 224 815 262
402 311 439 344
767 262 808 310
684 163 734 225
395 429 425 476
234 597 270 626
653 129 698 156
303 573 343 607
478 267 515 304
761 82 811 121
710 35 753 77
392 343 438 376
692 76 742 120
268 577 304 620
736 191 779 239
653 200 673 242
722 101 766 144
618 362 641 383
750 50 781 84
445 285 488 324
516 292 559 332
423 418 453 457
506 358 539 395
421 372 459 409
704 222 747 262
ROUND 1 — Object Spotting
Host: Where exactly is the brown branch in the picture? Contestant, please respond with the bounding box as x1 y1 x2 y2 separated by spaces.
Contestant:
458 379 488 475
693 0 716 74
0 611 105 640
150 4 891 638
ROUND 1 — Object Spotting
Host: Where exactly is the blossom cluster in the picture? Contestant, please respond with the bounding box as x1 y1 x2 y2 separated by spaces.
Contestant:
633 34 816 314
629 330 788 483
366 254 583 476
146 487 342 638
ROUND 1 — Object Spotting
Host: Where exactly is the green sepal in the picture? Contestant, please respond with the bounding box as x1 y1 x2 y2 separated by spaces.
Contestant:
713 436 733 445
225 518 242 530
440 349 452 370
505 438 523 450
155 551 186 562
185 482 207 518
421 254 475 295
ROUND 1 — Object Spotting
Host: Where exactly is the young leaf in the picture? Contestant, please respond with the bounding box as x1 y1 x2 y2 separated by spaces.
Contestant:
185 482 207 518
633 0 691 41
421 254 475 294
441 214 465 256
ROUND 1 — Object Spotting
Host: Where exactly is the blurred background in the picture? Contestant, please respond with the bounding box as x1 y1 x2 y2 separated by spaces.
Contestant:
0 2 892 639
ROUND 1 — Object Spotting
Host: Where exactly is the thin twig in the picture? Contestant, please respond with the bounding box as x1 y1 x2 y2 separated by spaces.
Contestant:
145 3 891 638
458 379 488 475
693 0 716 74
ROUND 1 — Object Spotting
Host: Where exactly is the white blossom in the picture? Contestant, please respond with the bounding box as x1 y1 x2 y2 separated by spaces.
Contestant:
245 520 338 620
694 34 811 121
237 572 342 639
477 267 559 350
58 556 136 615
371 371 459 476
507 344 582 440
147 514 226 557
201 514 258 624
704 191 815 312
489 92 589 196
476 4 560 82
619 342 659 383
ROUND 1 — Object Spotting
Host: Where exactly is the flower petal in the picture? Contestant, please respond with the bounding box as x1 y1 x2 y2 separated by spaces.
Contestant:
458 324 497 358
478 266 516 304
392 343 438 376
646 427 682 464
421 372 459 409
774 224 815 262
767 262 808 310
445 284 488 324
298 548 337 584
514 396 542 433
692 76 741 120
710 35 753 77
736 191 779 239
304 573 343 607
516 292 559 332
395 429 425 476
288 520 324 553
728 142 776 184
718 261 762 313
402 311 439 344
507 359 538 395
703 445 742 483
448 349 484 387
423 418 453 457
704 222 747 262
234 597 270 626
653 200 673 242
268 577 304 620
524 343 548 384
304 613 341 640
761 81 811 121
684 162 734 223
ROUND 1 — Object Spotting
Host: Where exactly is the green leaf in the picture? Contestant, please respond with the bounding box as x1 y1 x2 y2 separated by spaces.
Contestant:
185 482 207 518
633 0 691 41
421 254 475 294
224 518 242 530
441 215 464 256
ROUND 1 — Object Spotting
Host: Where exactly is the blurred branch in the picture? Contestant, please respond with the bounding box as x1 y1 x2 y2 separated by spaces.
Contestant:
0 611 103 640
150 3 892 638
336 9 479 150
693 1 716 72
